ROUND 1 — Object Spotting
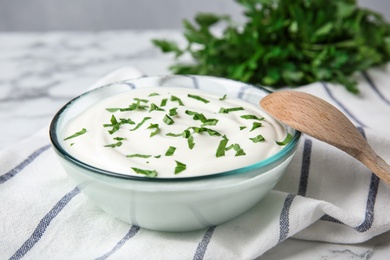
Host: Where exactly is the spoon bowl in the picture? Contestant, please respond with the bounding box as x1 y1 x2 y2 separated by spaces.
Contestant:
260 90 390 185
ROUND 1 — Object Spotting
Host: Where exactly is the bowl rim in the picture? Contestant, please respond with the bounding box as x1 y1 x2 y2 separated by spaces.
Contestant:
49 75 301 183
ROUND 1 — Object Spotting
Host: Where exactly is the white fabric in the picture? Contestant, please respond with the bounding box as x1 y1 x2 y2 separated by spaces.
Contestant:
1 66 390 259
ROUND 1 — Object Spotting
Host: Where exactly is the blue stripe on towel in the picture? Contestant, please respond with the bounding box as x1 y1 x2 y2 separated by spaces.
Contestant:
298 138 313 197
123 82 136 89
95 225 141 260
278 194 295 242
355 173 380 232
0 144 51 184
186 75 200 89
277 138 311 241
9 187 80 260
193 226 216 260
319 126 379 232
322 83 366 127
362 71 390 106
237 85 251 99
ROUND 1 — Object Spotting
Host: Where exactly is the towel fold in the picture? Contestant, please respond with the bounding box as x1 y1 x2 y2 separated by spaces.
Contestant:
1 66 390 259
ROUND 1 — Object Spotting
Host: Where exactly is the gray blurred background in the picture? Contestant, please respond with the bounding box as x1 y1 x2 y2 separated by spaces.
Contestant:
0 0 389 31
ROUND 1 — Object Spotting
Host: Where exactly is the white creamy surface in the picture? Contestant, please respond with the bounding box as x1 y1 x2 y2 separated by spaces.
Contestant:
63 87 287 177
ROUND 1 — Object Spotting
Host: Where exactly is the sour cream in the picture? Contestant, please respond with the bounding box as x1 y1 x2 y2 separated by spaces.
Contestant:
62 87 288 178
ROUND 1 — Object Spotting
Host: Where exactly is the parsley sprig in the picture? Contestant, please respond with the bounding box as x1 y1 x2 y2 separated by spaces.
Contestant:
152 0 390 93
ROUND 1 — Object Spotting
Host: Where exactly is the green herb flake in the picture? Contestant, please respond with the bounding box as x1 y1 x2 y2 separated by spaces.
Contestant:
249 135 265 143
240 114 264 121
166 129 194 149
113 137 127 141
106 108 120 112
134 98 149 103
174 160 186 175
165 146 176 156
188 94 210 103
169 107 178 116
250 122 263 131
149 103 165 112
226 143 246 156
119 118 135 125
163 114 174 125
276 133 293 146
148 92 160 97
121 100 149 111
185 110 218 126
131 167 157 177
103 115 120 134
186 110 206 121
160 98 168 107
130 117 152 131
104 142 123 148
107 99 149 112
187 135 195 149
170 95 184 106
190 126 221 136
166 132 182 137
147 123 160 137
126 154 152 158
219 107 244 113
64 128 87 141
219 94 227 101
216 135 229 157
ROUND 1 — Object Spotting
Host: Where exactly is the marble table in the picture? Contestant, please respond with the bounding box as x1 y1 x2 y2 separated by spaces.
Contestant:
1 31 389 259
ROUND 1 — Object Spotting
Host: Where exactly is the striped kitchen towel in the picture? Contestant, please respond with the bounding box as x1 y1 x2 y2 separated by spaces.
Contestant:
1 66 390 259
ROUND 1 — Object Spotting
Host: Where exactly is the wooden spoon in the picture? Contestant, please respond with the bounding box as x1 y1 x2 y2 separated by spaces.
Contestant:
260 90 390 185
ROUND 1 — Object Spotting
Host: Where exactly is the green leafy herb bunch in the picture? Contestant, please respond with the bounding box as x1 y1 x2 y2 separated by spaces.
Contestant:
152 0 390 93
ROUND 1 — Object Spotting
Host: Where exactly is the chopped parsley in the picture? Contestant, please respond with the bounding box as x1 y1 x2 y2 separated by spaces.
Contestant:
149 103 165 112
163 114 175 125
276 133 293 146
249 135 265 143
147 123 160 137
131 167 157 177
216 135 229 157
64 128 87 141
188 94 210 103
130 117 151 131
106 99 148 112
226 143 246 156
104 141 123 148
165 146 176 156
103 115 120 134
103 115 135 135
240 114 264 121
160 98 168 107
250 122 262 131
174 160 186 174
127 154 152 158
169 107 178 116
219 107 244 113
219 94 227 101
185 110 218 126
113 137 127 141
170 95 184 106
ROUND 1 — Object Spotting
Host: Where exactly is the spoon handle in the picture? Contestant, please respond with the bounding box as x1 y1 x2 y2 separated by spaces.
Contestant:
358 149 390 185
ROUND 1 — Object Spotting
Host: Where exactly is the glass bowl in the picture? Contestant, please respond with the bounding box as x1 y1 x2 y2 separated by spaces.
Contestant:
49 75 301 232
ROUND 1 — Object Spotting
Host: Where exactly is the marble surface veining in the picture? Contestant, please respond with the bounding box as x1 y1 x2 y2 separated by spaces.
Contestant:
1 31 390 259
0 31 179 148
